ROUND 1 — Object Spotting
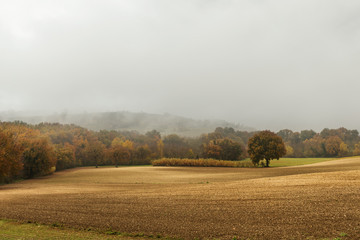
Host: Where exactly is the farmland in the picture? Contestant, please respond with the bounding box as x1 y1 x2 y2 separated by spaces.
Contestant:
1 158 360 239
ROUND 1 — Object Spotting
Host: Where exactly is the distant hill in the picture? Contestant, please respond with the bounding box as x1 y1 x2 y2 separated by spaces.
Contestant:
0 111 255 136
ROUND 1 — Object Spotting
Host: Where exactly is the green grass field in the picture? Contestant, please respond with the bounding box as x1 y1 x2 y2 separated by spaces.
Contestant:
242 157 337 167
0 219 349 240
0 219 157 240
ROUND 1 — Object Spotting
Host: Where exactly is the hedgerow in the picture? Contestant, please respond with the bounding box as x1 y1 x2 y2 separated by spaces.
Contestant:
152 158 253 167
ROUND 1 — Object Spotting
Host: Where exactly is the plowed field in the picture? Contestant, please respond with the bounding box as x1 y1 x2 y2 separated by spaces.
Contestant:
1 158 360 239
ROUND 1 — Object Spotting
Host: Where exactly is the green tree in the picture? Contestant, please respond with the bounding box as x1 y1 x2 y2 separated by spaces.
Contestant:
277 129 294 142
163 134 190 158
300 130 316 141
247 130 286 167
134 144 152 164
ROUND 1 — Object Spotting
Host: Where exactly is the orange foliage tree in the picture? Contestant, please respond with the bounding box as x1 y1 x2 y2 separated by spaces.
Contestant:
0 130 23 183
325 136 343 157
22 137 56 179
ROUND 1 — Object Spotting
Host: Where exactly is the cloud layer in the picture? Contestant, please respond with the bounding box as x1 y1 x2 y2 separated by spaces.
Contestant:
1 0 360 131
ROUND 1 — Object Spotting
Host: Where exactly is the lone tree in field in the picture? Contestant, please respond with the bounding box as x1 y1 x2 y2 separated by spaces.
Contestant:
247 130 286 167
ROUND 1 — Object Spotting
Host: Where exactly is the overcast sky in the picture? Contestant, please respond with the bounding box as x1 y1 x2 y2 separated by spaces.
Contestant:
1 0 360 131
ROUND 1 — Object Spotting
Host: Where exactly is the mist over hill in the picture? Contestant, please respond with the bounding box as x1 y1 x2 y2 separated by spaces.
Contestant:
0 111 255 136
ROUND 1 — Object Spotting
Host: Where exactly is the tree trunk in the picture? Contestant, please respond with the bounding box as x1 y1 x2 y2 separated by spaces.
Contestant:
266 159 270 167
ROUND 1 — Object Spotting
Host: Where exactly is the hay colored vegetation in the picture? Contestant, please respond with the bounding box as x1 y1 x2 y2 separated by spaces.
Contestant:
152 157 336 168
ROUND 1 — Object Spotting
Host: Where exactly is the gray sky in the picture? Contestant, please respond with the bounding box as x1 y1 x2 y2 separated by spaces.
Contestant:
1 0 360 131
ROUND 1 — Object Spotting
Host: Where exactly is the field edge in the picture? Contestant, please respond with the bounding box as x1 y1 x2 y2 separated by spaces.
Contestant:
0 218 181 240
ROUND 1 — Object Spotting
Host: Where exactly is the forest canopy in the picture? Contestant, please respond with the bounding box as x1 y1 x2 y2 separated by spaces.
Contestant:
1 121 360 183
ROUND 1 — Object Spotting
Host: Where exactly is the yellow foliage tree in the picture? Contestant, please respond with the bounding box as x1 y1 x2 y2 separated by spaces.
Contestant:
110 138 134 166
339 142 349 157
284 144 294 157
157 139 164 158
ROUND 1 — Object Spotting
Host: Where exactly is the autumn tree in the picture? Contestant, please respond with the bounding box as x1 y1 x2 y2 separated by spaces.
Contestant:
86 135 106 167
339 142 349 157
353 142 360 156
22 137 56 178
96 130 120 147
0 130 23 183
324 136 343 157
203 141 222 159
187 149 195 158
134 144 152 164
247 130 286 167
55 143 76 171
145 130 163 159
157 139 164 158
73 135 88 166
109 138 134 166
277 129 303 157
284 144 294 157
111 145 130 167
203 138 243 160
320 128 359 147
163 134 190 158
302 135 325 157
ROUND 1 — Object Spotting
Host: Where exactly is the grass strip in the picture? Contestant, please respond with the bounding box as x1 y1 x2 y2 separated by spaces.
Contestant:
152 158 338 168
0 219 178 240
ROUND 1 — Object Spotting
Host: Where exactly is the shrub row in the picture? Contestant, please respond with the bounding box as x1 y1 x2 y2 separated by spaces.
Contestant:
152 158 253 167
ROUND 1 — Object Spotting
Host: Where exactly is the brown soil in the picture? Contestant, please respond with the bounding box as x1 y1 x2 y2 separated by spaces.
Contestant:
1 158 360 239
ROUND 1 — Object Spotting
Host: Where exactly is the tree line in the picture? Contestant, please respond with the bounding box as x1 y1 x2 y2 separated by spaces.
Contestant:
277 128 360 158
1 121 360 183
